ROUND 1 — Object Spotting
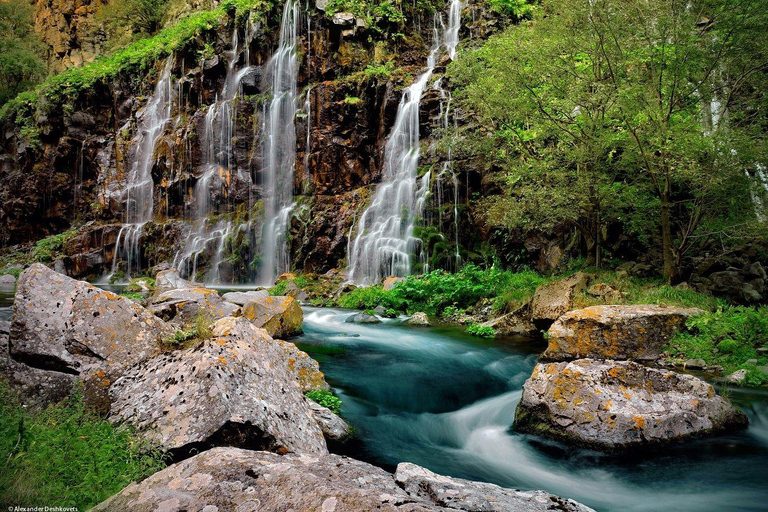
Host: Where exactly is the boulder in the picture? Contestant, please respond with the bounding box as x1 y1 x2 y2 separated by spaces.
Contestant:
152 268 203 297
332 11 355 26
724 369 747 385
531 272 589 327
91 447 595 512
345 312 381 324
405 312 430 326
149 288 239 326
275 339 331 392
307 400 351 442
241 296 303 337
382 276 404 291
109 317 327 457
543 305 704 362
587 283 622 302
221 290 269 306
0 274 16 285
514 359 748 451
481 303 537 337
10 264 169 410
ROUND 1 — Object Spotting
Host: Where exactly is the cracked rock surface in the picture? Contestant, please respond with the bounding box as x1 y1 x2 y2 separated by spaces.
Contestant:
514 359 748 451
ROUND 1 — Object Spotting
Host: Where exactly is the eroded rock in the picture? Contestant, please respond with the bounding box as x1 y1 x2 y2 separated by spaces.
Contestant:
531 272 589 327
543 304 704 362
514 359 748 451
91 447 595 512
10 264 169 410
241 295 303 338
109 317 327 457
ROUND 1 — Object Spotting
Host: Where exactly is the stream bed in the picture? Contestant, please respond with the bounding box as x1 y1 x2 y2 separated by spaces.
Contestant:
295 307 768 512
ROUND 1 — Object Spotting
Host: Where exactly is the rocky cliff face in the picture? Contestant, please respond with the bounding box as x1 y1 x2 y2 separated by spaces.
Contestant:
34 0 105 73
1 1 503 282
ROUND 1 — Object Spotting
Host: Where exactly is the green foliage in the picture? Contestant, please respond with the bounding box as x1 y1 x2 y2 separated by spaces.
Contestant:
120 292 145 301
305 389 342 415
486 0 536 19
0 0 46 107
324 0 405 29
337 285 399 310
666 306 768 386
32 230 76 263
0 382 166 509
363 61 396 79
466 323 495 338
96 0 170 49
269 281 288 296
162 313 213 349
343 96 363 106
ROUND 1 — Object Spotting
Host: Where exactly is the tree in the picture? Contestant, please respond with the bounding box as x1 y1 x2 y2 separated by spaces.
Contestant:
0 0 46 106
451 0 768 279
96 0 169 48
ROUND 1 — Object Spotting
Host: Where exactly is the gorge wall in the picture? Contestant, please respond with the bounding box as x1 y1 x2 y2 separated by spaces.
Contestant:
1 0 504 283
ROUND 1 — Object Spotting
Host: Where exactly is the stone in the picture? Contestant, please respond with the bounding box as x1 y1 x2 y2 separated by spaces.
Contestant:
543 305 704 362
221 290 269 306
316 0 329 10
307 400 351 442
405 312 430 326
374 305 387 316
241 296 303 338
275 339 330 392
514 359 748 451
394 462 595 512
284 280 309 302
152 268 203 297
149 288 239 326
276 272 296 283
332 11 355 26
481 303 537 337
587 283 623 302
109 317 327 457
10 264 169 410
0 274 17 285
345 312 381 324
724 369 747 385
382 276 404 291
531 272 589 326
683 358 707 370
91 447 595 512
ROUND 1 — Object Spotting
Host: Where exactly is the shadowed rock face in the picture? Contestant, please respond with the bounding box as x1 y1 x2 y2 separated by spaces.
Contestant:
542 305 704 362
108 317 328 457
9 263 170 410
514 359 748 452
91 447 596 512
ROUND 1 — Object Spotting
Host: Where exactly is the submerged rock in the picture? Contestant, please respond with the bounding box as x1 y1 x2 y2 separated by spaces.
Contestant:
405 312 430 326
514 359 748 451
543 304 704 362
10 264 169 410
149 288 239 326
241 295 303 337
531 272 589 327
109 317 327 457
221 289 269 306
345 312 381 324
91 447 595 512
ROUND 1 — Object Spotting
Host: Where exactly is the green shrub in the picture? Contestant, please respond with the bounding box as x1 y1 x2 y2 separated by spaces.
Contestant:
466 323 495 338
0 382 166 509
337 285 401 310
120 292 145 301
269 281 288 295
31 230 76 263
305 389 342 415
162 313 213 349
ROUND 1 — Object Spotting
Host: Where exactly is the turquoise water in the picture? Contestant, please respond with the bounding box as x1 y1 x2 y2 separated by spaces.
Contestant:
296 307 768 512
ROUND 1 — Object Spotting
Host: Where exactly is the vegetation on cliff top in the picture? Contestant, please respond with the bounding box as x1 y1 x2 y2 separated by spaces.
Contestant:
0 382 166 509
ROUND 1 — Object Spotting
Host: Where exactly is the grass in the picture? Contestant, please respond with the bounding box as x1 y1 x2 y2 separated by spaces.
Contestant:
467 323 495 338
305 389 342 415
0 382 166 509
161 313 214 350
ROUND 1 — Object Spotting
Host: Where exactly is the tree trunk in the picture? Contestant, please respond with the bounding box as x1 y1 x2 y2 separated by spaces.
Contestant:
660 187 674 282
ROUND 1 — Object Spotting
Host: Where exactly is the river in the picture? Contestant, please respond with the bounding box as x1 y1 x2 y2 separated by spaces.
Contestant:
295 307 768 512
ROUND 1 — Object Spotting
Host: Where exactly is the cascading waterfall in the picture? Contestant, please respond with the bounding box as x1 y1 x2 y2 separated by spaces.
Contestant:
259 0 300 285
111 57 175 279
173 20 257 282
346 0 464 286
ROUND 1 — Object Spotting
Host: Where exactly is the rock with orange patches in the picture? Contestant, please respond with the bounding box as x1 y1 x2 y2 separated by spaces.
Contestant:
514 359 748 451
9 264 170 411
241 295 303 338
149 287 239 326
542 304 704 362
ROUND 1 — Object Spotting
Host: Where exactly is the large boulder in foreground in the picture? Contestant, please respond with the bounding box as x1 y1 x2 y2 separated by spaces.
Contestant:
241 295 303 338
149 288 239 326
514 359 748 451
109 317 327 457
542 304 704 362
10 264 169 409
92 447 595 512
531 272 589 327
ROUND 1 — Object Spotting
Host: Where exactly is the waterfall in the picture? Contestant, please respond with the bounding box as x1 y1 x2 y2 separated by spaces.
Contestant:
259 0 300 285
111 57 175 279
347 0 464 286
173 21 256 283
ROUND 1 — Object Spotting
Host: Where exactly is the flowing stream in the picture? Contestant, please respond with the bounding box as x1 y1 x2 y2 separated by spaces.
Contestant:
296 307 768 512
